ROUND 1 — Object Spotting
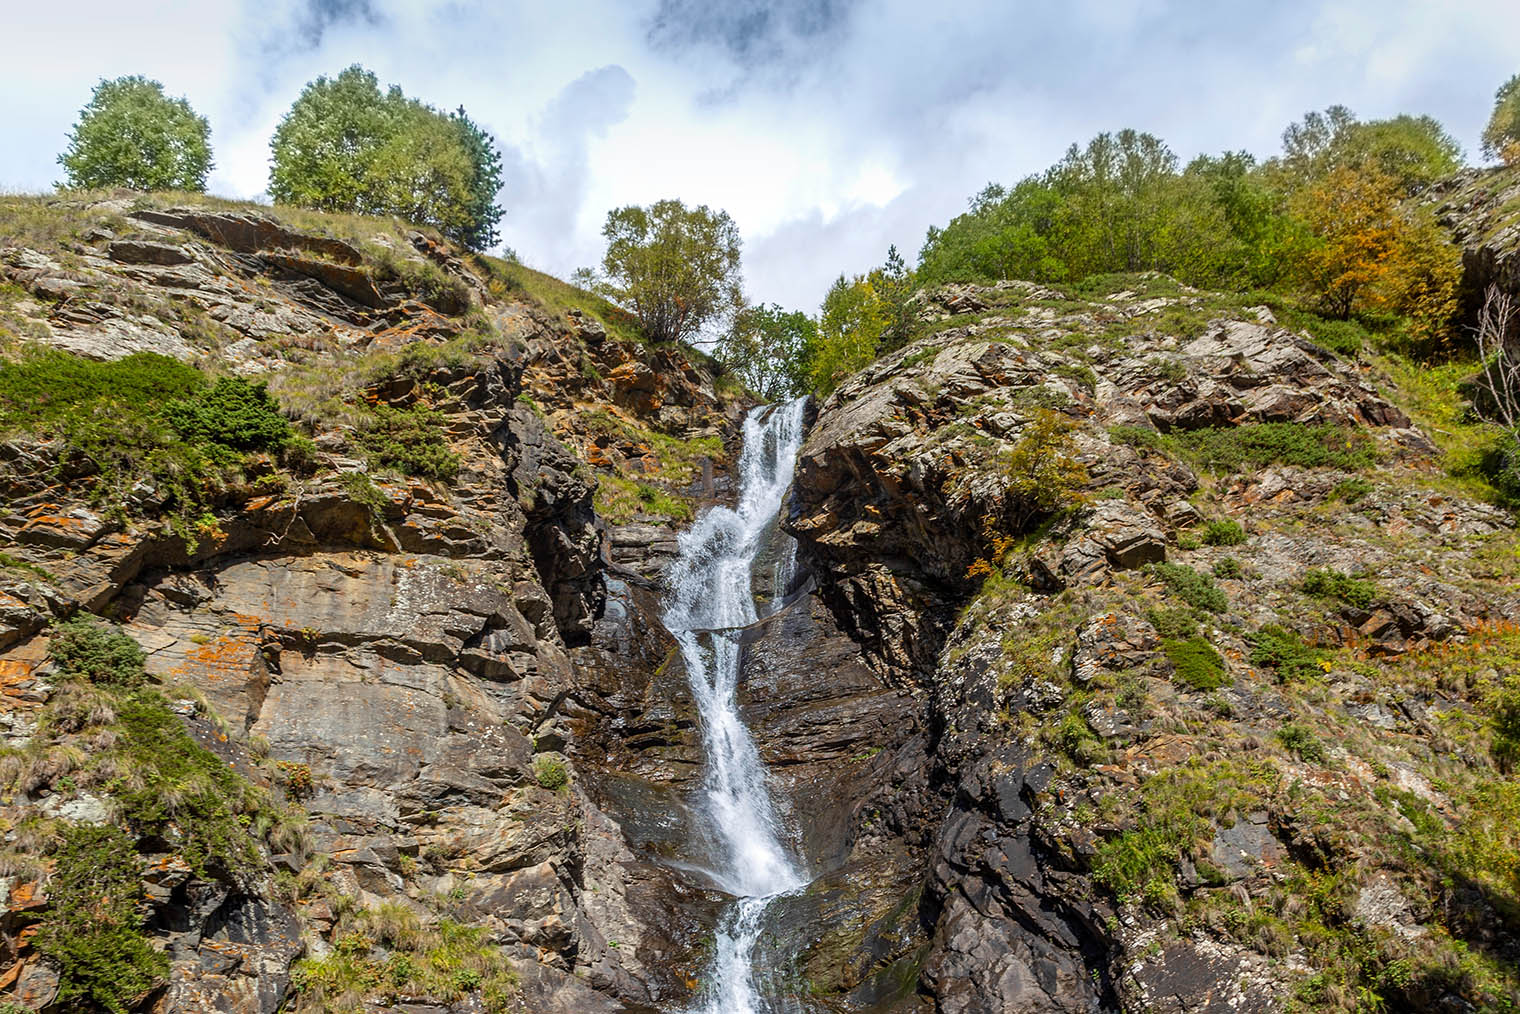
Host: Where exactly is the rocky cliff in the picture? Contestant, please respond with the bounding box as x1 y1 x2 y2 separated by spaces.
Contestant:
785 275 1520 1012
1 193 1518 1014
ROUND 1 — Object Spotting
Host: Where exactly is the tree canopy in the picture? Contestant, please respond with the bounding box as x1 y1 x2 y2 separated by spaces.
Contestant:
58 76 212 192
717 303 818 401
1484 74 1520 165
268 65 504 250
595 199 744 345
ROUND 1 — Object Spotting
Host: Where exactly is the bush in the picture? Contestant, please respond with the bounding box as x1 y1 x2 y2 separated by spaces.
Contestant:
1147 562 1229 613
352 402 460 481
1302 568 1379 610
1146 607 1199 640
1248 624 1324 682
163 376 292 455
48 618 147 687
1212 556 1243 579
1490 678 1520 774
34 824 169 1013
1478 433 1520 508
532 754 568 792
1277 723 1327 763
1329 477 1374 503
1202 519 1247 546
1112 421 1378 475
1164 637 1230 690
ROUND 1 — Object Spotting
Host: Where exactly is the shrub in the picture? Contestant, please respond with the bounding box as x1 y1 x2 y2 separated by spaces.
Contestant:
1163 637 1230 690
1128 422 1379 474
110 692 264 875
276 760 316 801
1147 562 1229 613
1146 607 1199 640
1202 519 1247 546
352 402 460 481
1212 557 1243 579
163 376 292 455
1490 678 1520 774
48 618 147 687
34 824 169 1013
1248 624 1325 682
1049 709 1105 767
532 754 569 792
1277 723 1327 763
1301 568 1379 610
1329 477 1374 503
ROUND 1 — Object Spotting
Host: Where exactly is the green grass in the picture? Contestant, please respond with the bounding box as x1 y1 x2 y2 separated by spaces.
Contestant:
290 909 516 1013
0 346 302 547
1112 421 1379 475
477 254 644 345
1091 757 1279 905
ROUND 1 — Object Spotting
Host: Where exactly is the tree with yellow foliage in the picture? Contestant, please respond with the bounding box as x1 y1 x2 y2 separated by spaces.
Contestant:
1288 165 1459 345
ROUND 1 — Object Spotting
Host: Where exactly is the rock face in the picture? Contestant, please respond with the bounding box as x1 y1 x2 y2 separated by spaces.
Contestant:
0 195 765 1013
787 277 1520 1012
1432 164 1520 334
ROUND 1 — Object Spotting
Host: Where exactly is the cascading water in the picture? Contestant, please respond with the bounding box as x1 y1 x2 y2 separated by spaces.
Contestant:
662 397 811 1014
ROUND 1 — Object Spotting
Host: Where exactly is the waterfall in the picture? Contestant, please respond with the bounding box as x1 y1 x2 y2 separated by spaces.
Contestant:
662 397 810 1014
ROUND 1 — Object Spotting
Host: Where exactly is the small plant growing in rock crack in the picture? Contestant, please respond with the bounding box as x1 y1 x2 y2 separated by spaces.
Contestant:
532 754 569 792
1276 722 1327 763
276 760 316 801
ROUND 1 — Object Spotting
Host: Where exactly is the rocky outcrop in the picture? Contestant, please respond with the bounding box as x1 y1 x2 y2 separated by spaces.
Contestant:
1432 164 1520 334
788 278 1520 1012
0 195 754 1013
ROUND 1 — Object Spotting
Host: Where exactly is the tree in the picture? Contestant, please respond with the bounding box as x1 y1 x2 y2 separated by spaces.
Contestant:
870 246 919 354
1288 164 1460 336
1483 74 1520 165
268 65 504 250
810 274 885 395
597 199 743 345
717 303 817 400
58 76 212 192
1271 106 1463 196
449 107 506 250
1290 166 1406 319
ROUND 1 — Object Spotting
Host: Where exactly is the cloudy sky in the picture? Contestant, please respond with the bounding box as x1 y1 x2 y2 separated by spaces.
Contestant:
4 0 1518 311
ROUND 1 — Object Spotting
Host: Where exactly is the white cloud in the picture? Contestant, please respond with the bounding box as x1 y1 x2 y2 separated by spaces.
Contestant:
3 0 1518 312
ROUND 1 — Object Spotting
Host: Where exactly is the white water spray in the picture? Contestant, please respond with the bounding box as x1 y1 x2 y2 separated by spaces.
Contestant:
663 397 810 1014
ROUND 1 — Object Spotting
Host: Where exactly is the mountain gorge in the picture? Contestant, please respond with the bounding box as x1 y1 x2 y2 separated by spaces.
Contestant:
0 170 1518 1014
